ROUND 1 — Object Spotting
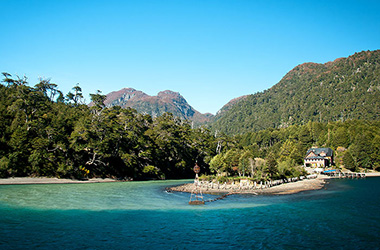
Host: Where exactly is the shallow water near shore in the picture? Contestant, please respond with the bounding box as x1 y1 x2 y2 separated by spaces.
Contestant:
1 178 380 249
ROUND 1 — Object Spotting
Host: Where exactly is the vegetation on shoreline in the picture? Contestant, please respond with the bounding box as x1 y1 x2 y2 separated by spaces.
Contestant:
1 70 379 180
198 165 306 184
237 120 380 172
0 73 217 179
202 120 380 183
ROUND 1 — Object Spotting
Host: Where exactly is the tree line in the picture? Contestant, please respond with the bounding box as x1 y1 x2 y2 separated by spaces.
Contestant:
1 73 379 181
0 73 218 179
207 119 380 182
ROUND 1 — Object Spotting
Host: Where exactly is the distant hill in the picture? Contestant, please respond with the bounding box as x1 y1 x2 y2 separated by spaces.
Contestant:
215 95 249 117
211 50 380 135
103 88 213 125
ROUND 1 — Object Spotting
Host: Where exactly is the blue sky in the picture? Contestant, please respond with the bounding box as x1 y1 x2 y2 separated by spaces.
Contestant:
1 0 379 114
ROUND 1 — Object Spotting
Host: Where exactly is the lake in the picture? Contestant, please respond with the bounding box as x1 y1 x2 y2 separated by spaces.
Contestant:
1 178 380 249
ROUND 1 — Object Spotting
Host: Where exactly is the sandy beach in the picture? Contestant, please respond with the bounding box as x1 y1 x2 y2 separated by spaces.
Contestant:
363 172 380 177
0 177 118 185
255 175 329 195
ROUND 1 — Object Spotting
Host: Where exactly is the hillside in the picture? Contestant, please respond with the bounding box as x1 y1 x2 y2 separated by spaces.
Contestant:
215 95 249 117
212 50 380 135
103 88 213 125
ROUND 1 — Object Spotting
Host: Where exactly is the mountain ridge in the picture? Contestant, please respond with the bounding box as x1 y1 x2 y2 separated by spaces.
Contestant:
103 88 214 125
102 50 380 133
211 50 380 135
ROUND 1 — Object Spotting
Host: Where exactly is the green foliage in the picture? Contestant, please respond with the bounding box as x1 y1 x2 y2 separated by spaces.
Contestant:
212 50 380 135
216 176 229 184
208 119 380 179
142 165 160 178
223 149 241 175
198 174 212 181
2 61 379 180
238 120 380 171
371 135 380 170
266 152 278 179
343 150 357 172
90 90 106 109
209 154 225 175
277 159 306 179
0 74 219 179
238 150 254 177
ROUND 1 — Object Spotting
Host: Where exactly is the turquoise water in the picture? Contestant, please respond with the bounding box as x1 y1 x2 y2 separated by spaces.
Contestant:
1 178 380 249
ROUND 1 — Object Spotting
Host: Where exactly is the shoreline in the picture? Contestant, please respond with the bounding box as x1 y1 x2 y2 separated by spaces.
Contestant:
362 172 380 177
0 172 379 188
169 175 330 196
169 172 380 196
0 177 118 185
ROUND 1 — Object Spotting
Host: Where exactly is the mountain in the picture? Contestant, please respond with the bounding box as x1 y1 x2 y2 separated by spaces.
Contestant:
103 88 213 125
211 50 380 135
215 95 249 117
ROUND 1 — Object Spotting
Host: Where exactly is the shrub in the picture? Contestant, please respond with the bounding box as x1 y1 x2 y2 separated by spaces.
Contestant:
199 174 212 181
216 176 229 184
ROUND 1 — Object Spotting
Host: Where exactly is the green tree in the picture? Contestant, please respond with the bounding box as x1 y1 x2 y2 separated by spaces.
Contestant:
371 135 380 170
266 152 278 179
343 150 357 172
223 149 241 176
239 150 254 177
66 84 84 105
209 154 225 175
35 78 61 102
332 126 350 148
350 132 373 169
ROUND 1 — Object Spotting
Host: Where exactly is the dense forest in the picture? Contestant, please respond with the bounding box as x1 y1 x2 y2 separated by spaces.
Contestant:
205 119 380 182
212 50 380 135
1 66 379 180
0 73 218 179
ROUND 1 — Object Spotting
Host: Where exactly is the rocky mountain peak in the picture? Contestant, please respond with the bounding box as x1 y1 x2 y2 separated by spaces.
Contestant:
104 88 147 107
103 87 213 125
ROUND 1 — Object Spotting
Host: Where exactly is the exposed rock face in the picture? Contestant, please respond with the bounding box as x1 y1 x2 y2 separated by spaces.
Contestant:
104 88 148 107
104 88 213 125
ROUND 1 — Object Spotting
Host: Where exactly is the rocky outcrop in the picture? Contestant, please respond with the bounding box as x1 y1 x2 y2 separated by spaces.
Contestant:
103 88 213 125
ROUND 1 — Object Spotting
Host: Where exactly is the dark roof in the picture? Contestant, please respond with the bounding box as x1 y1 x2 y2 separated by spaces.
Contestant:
305 148 333 157
305 156 326 160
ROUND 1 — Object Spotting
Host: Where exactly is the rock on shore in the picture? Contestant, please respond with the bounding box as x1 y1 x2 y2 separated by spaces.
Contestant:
169 176 329 195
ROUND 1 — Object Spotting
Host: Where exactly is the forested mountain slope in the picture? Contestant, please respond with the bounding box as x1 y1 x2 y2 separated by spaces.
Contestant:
215 95 249 118
212 50 380 135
